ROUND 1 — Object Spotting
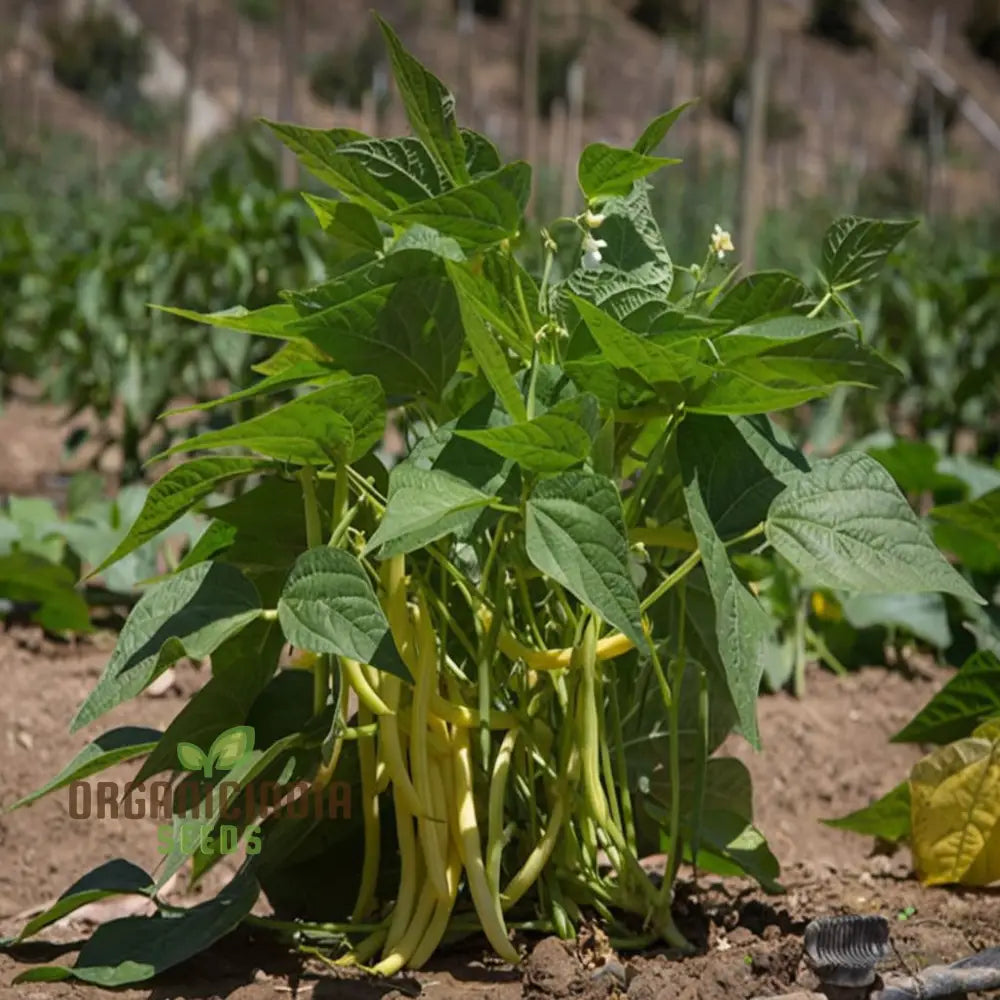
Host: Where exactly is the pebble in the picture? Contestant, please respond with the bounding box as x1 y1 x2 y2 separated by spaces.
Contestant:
16 729 33 750
591 959 628 987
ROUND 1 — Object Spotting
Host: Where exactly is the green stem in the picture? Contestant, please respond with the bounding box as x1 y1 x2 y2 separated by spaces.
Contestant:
661 580 687 905
298 466 323 550
807 289 833 318
330 460 349 540
640 550 702 613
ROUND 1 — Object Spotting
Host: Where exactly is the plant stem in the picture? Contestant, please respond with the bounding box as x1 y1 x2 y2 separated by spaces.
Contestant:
640 550 702 613
298 466 323 549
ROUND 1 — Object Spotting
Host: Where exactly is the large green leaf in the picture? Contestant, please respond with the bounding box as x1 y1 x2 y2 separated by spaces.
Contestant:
632 101 696 155
456 394 599 473
688 333 898 415
365 463 497 558
679 809 781 892
679 424 771 747
840 592 952 649
156 303 300 339
301 196 384 257
447 259 528 421
6 727 162 810
285 248 442 317
569 294 709 385
892 652 1000 745
821 216 918 289
291 276 463 401
0 552 91 633
765 452 985 603
525 470 643 646
71 563 262 731
263 121 443 216
11 861 154 943
134 617 284 784
164 364 344 417
932 488 1000 572
577 143 678 201
375 14 470 185
712 315 849 361
389 163 531 249
823 782 911 842
13 865 259 987
710 271 810 326
92 458 266 576
150 378 386 466
562 181 673 326
278 548 410 681
675 413 809 538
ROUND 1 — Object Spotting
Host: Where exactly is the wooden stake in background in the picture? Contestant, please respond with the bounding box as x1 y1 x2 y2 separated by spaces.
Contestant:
519 0 539 217
738 0 768 271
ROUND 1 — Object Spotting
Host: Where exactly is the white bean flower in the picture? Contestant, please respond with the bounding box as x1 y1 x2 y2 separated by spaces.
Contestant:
710 223 734 261
584 210 606 228
581 233 607 270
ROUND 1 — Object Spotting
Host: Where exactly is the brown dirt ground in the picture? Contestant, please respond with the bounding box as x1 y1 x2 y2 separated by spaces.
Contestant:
2 402 1000 999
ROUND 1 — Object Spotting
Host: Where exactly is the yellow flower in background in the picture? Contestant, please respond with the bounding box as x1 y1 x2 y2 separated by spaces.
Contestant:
810 591 842 622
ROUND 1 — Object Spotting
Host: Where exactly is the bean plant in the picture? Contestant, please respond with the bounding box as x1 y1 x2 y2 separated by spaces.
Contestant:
5 16 987 987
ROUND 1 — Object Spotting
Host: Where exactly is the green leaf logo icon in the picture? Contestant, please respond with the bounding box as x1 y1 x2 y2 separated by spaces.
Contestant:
176 742 208 773
209 726 255 773
175 726 255 778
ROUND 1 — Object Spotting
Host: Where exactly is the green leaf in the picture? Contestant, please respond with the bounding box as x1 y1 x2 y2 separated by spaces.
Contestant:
824 782 912 843
278 547 410 681
285 248 441 317
134 618 284 784
713 315 849 362
765 452 985 604
156 303 300 339
209 725 255 770
0 552 91 633
365 463 496 558
578 142 679 201
710 271 810 326
569 294 709 385
71 563 262 731
821 216 918 289
840 592 952 649
6 727 161 810
163 364 343 418
92 458 266 577
932 488 1000 572
562 181 673 326
176 742 207 771
263 121 445 215
12 861 154 943
680 809 781 892
689 333 899 415
525 470 643 647
867 439 966 496
461 127 502 176
632 101 696 155
456 394 599 473
375 14 470 184
447 259 528 421
291 277 463 401
51 865 258 987
677 413 809 538
150 378 386 467
679 427 771 747
389 163 530 249
893 652 1000 745
301 196 384 256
